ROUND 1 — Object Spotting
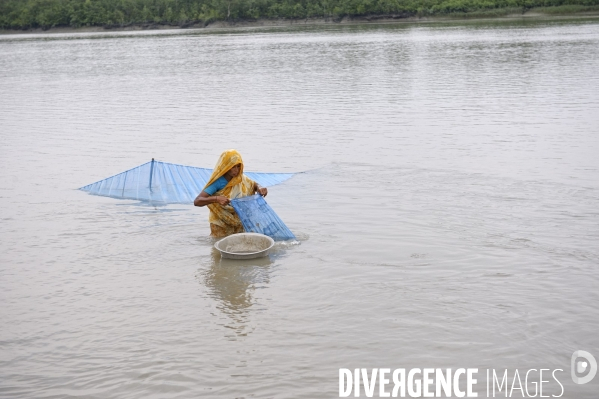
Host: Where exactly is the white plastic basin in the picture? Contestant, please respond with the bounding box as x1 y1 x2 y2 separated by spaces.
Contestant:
214 232 275 260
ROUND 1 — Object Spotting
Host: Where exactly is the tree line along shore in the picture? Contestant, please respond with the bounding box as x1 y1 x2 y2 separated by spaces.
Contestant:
1 0 598 31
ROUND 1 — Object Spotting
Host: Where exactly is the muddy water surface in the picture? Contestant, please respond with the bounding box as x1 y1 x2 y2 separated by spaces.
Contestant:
1 18 599 398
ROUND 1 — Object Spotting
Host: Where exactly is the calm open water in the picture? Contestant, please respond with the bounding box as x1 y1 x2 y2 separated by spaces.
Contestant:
1 18 599 398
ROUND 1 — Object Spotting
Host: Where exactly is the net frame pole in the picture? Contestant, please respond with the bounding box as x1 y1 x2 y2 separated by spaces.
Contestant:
149 158 155 190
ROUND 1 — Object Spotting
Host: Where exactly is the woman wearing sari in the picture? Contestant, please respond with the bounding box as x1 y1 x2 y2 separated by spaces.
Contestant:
194 149 268 237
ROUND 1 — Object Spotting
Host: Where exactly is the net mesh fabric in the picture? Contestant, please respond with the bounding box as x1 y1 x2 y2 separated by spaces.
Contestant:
79 160 294 204
231 195 296 241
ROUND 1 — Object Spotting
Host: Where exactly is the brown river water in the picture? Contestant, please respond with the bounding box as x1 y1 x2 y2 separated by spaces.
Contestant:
1 18 598 398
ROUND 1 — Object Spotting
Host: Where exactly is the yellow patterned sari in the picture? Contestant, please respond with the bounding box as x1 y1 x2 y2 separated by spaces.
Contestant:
203 149 256 237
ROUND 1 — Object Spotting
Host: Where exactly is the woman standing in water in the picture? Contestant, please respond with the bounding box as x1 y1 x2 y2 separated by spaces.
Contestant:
194 149 268 237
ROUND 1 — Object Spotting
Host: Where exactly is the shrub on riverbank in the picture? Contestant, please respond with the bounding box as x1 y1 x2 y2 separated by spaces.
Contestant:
1 0 598 30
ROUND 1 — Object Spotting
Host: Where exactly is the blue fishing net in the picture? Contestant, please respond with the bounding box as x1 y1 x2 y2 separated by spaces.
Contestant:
231 195 296 241
79 159 295 204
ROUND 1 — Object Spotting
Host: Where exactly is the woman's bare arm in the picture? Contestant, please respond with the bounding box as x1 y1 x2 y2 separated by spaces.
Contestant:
194 191 230 207
254 182 268 197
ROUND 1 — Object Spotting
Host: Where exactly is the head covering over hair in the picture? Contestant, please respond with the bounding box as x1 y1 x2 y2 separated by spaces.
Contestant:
203 149 256 237
203 149 245 194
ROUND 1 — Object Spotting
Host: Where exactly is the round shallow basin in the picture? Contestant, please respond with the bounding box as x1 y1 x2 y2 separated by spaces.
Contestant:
214 232 275 260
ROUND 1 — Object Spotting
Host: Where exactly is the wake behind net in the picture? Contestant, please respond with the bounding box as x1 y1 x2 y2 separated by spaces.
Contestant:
79 159 295 204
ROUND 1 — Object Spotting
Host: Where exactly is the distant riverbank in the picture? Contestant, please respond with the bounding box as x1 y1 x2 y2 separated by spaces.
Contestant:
2 3 599 35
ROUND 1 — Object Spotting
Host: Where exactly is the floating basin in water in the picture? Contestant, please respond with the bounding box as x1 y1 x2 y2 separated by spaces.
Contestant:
214 232 275 259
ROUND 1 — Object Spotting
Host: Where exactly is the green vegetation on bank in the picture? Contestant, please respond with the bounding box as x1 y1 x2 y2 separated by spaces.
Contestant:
1 0 598 30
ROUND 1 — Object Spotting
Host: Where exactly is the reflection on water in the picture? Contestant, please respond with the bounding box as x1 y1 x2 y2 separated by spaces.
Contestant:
200 248 272 337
